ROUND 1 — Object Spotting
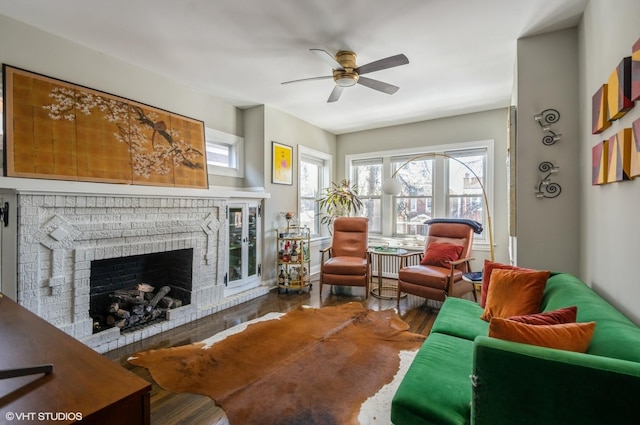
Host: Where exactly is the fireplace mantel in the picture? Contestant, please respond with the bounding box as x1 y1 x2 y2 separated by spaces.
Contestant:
0 176 270 200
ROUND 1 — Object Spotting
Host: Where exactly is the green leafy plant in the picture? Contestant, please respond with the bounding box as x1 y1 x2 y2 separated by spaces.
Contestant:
317 179 364 229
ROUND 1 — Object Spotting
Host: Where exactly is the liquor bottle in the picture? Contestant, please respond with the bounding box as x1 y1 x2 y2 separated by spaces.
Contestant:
291 240 299 262
303 244 309 261
278 266 286 285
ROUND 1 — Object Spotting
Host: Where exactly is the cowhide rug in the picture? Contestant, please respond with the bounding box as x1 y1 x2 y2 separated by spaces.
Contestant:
128 302 425 425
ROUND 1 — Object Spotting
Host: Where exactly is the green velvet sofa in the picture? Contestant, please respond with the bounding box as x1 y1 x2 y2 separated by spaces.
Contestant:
391 272 640 425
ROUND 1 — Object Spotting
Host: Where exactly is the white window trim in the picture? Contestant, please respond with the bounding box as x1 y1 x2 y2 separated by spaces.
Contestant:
298 145 333 239
345 139 494 251
205 127 244 178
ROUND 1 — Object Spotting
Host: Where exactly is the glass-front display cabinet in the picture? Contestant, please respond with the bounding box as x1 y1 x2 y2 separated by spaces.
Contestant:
227 201 261 292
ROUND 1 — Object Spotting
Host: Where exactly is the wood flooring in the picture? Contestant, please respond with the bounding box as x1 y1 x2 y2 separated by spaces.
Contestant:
105 277 455 425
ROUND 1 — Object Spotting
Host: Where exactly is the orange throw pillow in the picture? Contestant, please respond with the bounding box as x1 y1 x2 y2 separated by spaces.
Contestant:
420 243 463 267
480 268 550 322
489 317 596 353
508 306 577 325
480 260 535 307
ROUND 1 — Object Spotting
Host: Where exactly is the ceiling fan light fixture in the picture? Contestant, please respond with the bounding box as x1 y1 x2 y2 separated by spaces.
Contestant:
333 69 359 87
336 76 357 87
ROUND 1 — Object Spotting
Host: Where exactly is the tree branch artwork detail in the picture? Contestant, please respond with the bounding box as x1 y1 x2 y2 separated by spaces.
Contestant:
4 65 207 188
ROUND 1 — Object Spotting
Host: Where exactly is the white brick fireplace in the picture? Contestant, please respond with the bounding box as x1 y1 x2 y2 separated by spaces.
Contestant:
7 182 269 353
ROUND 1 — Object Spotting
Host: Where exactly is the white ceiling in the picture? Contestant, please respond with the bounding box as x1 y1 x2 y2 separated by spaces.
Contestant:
0 0 587 134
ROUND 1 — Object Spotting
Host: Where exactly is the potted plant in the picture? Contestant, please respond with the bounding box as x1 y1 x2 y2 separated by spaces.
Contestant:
317 179 364 230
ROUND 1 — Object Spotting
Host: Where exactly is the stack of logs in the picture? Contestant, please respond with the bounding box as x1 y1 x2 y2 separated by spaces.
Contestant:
107 283 182 330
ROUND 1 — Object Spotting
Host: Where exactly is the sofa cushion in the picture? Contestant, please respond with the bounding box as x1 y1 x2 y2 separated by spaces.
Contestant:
392 333 473 425
480 269 550 322
421 242 463 267
431 297 488 341
507 306 577 325
489 317 596 353
480 260 535 307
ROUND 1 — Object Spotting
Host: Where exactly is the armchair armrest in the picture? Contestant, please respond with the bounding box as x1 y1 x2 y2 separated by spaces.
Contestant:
398 251 422 269
450 256 474 267
472 336 640 425
319 246 333 263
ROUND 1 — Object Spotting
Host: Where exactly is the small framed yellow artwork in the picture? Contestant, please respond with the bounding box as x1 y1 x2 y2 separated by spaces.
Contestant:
272 141 293 185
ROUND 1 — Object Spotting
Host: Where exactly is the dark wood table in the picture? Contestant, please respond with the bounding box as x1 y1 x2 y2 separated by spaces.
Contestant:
0 294 151 424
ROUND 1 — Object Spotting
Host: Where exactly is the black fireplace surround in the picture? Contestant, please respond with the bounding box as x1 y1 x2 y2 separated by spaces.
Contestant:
89 248 193 333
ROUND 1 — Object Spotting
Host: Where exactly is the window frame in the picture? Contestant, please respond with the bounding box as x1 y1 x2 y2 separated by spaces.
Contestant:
205 127 244 178
346 139 494 251
298 146 332 239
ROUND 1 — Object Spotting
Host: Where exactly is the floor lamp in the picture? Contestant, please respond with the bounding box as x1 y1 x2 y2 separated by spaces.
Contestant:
381 152 494 262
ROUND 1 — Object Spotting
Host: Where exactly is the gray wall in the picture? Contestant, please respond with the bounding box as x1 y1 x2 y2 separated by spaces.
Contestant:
578 0 640 324
514 29 581 275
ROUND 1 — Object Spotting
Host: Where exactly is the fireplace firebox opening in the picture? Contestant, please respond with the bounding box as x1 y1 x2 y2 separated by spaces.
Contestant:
90 248 193 334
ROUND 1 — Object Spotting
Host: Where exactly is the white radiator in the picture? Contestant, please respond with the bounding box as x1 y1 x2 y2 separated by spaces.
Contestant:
370 250 421 278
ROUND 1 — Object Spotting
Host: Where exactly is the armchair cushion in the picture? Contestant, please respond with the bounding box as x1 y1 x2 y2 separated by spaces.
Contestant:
420 243 464 267
399 265 464 290
480 268 550 322
321 256 368 276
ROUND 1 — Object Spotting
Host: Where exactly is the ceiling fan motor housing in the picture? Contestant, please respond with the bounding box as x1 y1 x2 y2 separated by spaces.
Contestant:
333 51 359 87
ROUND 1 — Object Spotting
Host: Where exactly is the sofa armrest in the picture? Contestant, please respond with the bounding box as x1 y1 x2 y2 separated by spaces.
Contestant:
472 336 640 425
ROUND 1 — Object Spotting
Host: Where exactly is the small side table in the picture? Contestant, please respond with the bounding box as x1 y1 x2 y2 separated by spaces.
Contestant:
369 247 408 300
462 271 483 301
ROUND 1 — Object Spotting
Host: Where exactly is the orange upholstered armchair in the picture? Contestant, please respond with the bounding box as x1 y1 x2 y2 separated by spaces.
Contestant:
397 220 478 306
319 217 370 298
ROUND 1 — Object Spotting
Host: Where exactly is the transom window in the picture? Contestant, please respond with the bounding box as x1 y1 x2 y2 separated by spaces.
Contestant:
205 127 244 178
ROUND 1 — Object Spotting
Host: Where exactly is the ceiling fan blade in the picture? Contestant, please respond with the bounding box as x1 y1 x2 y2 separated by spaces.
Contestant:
281 75 333 85
327 85 344 103
355 54 409 75
310 48 344 69
357 76 399 94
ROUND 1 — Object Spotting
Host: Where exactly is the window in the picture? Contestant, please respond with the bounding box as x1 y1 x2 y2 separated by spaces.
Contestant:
205 127 244 178
391 155 433 236
352 159 382 233
446 149 486 226
347 140 493 247
298 146 332 237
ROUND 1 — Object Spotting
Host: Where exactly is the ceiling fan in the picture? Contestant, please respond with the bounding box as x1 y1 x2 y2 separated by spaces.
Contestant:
282 49 409 103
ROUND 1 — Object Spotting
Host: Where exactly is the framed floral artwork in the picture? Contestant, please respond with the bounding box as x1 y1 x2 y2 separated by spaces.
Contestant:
272 141 293 185
2 65 208 188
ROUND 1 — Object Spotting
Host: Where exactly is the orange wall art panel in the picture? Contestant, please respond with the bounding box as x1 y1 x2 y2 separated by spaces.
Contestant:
592 84 612 134
607 57 634 121
631 117 640 177
632 37 640 101
607 128 632 182
3 65 208 188
592 140 608 186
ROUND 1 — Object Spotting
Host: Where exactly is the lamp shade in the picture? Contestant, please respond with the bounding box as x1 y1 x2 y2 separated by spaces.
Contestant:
382 177 402 196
